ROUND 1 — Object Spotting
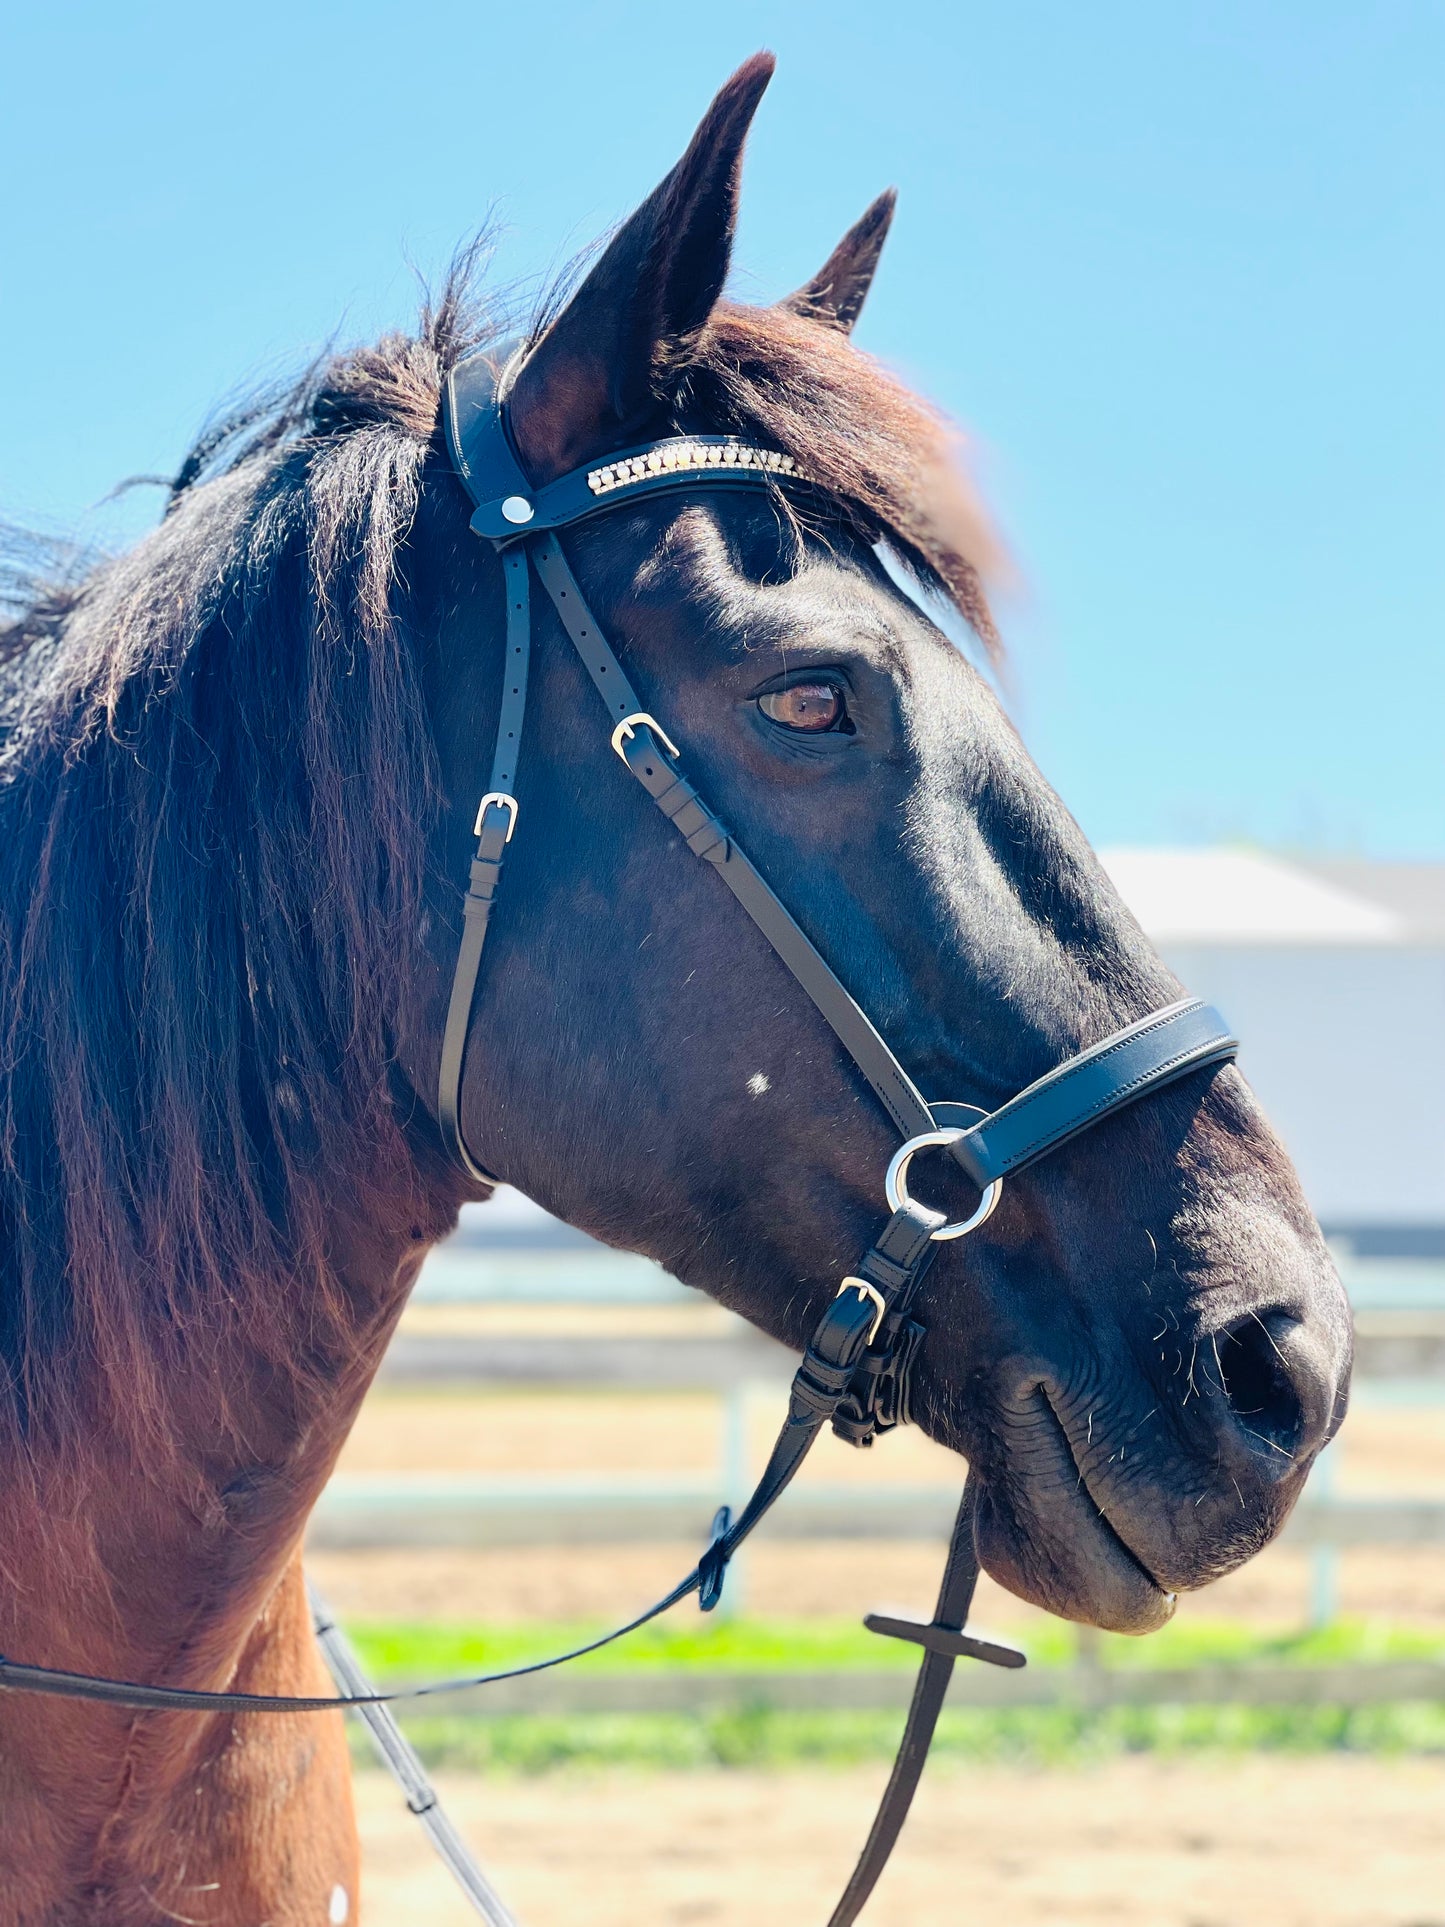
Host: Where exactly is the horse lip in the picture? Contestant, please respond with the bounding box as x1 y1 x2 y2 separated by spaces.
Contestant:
1034 1383 1173 1599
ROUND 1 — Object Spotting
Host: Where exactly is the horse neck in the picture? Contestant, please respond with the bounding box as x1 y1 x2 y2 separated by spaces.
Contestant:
0 1217 423 1911
0 1187 434 1682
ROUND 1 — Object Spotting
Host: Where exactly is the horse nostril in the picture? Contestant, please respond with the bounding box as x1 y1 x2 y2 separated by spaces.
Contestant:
1215 1311 1310 1461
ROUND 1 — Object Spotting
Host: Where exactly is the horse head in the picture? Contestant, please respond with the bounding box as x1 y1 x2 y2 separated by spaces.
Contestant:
401 56 1352 1634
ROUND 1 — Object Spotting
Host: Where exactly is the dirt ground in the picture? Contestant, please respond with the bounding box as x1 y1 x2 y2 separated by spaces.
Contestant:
355 1755 1445 1927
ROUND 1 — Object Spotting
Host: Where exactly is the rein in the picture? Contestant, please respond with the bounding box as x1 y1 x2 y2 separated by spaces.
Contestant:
0 343 1239 1926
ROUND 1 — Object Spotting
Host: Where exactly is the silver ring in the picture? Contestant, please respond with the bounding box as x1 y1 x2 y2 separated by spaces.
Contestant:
885 1126 1002 1242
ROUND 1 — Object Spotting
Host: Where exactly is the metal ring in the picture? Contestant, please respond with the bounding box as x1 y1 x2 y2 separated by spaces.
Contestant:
885 1127 1002 1242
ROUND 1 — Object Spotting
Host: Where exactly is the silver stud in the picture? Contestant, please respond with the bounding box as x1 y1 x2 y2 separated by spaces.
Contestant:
501 495 534 524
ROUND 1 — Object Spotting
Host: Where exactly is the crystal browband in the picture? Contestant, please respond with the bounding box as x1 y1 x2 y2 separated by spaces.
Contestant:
587 441 800 497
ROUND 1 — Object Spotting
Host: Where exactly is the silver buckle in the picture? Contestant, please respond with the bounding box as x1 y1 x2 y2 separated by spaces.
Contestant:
473 792 519 841
611 712 681 763
836 1276 888 1346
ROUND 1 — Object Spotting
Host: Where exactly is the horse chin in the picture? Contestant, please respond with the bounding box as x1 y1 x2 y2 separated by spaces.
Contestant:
972 1470 1177 1635
960 1376 1181 1634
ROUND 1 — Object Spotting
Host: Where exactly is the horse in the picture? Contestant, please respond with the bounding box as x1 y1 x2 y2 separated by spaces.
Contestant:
0 53 1350 1925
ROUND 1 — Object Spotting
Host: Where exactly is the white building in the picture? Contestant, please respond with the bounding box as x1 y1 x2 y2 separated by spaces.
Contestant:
1102 850 1445 1255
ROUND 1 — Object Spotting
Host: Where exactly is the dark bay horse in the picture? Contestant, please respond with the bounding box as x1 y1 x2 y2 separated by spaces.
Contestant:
0 55 1349 1925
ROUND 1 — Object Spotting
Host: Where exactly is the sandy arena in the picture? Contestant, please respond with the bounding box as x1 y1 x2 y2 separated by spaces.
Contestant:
355 1755 1445 1926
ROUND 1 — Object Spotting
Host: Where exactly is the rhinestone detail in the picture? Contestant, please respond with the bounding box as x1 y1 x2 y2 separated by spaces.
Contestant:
586 443 798 497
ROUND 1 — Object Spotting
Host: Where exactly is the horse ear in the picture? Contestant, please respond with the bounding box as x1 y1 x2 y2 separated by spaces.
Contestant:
505 54 774 479
780 190 897 334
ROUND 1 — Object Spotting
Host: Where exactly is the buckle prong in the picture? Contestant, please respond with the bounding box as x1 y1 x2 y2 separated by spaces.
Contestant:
837 1276 888 1346
611 712 681 763
473 792 519 841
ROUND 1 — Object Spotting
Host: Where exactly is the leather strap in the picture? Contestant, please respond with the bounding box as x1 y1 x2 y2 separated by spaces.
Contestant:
442 344 534 510
437 548 533 1183
467 435 805 543
529 532 939 1144
829 1200 944 1444
938 997 1239 1186
827 1485 1016 1927
443 347 801 546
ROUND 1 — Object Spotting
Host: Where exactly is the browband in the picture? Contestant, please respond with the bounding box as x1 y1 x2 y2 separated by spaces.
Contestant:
443 342 814 543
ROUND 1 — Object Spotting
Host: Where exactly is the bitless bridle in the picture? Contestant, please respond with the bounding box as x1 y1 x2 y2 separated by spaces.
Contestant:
0 343 1239 1927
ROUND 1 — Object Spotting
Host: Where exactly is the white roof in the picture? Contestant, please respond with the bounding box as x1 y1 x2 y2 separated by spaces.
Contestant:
1099 848 1405 945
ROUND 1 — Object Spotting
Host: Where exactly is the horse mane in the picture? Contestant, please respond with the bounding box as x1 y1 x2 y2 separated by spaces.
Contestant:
0 246 997 1469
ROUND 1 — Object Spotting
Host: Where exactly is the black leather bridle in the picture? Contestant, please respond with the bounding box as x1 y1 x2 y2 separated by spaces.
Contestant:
0 342 1239 1926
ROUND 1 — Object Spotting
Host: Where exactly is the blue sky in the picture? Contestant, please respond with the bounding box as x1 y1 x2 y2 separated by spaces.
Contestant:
2 1 1439 856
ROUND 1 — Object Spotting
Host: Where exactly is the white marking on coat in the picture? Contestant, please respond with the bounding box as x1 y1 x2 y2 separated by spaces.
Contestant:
746 1072 770 1097
329 1886 349 1924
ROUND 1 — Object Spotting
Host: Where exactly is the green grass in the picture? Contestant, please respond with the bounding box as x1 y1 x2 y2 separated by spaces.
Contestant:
347 1613 1445 1679
339 1616 1445 1773
361 1701 1445 1775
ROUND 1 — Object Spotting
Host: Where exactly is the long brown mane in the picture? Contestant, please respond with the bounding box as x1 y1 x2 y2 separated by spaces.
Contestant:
0 253 996 1471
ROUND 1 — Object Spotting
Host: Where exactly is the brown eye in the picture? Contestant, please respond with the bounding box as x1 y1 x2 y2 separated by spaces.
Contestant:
758 681 848 732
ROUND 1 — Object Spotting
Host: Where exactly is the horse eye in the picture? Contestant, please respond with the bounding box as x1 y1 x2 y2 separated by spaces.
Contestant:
758 682 848 733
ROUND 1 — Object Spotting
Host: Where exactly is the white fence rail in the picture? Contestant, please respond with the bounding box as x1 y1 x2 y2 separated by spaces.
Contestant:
309 1480 1445 1554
